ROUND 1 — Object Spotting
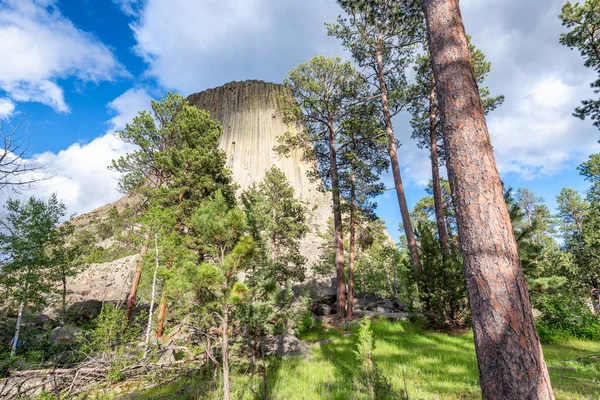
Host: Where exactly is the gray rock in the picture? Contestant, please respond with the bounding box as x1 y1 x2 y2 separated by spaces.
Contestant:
378 299 395 310
67 300 104 323
50 326 82 344
262 334 312 358
353 310 409 320
32 313 56 330
313 304 332 316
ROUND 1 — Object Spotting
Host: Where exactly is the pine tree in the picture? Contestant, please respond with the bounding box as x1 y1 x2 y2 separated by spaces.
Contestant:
277 56 369 319
408 40 504 258
560 0 600 129
328 0 424 269
423 0 554 397
191 192 255 400
242 167 308 284
112 92 234 324
339 105 388 320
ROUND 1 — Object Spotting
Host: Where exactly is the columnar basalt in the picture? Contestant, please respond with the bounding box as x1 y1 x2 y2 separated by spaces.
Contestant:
187 80 331 243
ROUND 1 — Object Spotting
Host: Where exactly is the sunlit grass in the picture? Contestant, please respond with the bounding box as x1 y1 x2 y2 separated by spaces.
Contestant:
118 319 600 400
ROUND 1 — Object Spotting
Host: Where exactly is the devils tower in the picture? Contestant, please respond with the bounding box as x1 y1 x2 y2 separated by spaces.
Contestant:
187 80 331 242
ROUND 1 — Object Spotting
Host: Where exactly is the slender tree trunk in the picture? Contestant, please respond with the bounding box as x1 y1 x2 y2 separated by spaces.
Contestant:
11 286 26 358
222 301 230 400
126 231 151 321
327 123 346 319
423 1 554 398
144 234 160 359
156 294 167 338
429 85 450 258
375 50 420 271
347 171 356 322
61 277 67 323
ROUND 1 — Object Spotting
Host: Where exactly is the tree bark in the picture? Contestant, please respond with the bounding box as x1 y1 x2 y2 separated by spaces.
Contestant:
423 1 554 398
144 234 160 359
156 294 167 338
222 302 230 400
347 171 356 322
61 277 67 323
375 49 420 271
327 123 346 319
126 231 151 321
11 288 26 358
429 85 450 258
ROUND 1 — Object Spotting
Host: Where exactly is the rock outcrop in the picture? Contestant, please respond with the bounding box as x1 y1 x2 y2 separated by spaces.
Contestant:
188 80 331 267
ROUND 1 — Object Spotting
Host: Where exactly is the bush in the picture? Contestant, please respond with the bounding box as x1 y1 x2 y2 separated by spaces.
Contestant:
533 293 600 343
297 311 314 335
353 317 404 400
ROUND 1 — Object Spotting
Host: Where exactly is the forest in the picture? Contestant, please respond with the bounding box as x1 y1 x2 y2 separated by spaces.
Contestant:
0 0 600 399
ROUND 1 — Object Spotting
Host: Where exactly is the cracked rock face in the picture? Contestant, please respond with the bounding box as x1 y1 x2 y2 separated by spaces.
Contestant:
188 80 331 267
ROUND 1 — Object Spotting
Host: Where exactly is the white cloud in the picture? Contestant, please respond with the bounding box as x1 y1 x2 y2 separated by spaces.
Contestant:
124 0 342 92
0 0 126 112
107 88 153 131
0 98 15 119
130 0 268 91
112 0 141 16
488 75 598 178
0 88 152 217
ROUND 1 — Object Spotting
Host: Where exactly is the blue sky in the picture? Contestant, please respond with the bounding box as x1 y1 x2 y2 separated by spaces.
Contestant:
1 0 599 241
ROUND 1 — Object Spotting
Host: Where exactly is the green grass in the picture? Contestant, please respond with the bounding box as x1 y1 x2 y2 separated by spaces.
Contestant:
113 319 600 400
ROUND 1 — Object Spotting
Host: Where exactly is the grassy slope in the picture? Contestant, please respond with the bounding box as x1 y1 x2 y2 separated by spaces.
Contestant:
122 320 600 400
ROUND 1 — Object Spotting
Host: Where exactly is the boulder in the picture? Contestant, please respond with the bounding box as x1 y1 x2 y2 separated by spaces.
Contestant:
353 310 409 321
262 334 312 358
313 304 332 316
67 300 104 323
50 326 82 344
32 313 57 330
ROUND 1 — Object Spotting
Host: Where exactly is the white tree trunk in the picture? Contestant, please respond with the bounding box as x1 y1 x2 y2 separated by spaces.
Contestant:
11 287 26 358
143 233 160 359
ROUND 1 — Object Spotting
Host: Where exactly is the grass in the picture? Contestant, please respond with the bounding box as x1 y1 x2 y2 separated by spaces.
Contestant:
112 319 600 400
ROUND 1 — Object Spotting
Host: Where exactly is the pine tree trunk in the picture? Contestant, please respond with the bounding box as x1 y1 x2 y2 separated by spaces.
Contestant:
347 171 356 322
423 1 554 398
156 294 167 338
375 50 420 271
126 231 150 321
222 302 230 400
144 234 160 359
11 287 26 358
327 123 346 319
429 85 450 258
61 277 67 323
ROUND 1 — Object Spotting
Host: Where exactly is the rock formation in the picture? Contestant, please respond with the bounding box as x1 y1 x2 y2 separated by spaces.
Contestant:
46 80 331 311
188 80 331 265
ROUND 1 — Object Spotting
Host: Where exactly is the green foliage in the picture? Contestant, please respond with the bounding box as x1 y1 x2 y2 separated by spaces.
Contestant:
533 294 600 343
414 223 467 328
353 317 398 400
278 56 370 192
111 91 235 204
560 0 600 129
409 38 504 158
81 304 141 356
241 167 308 283
327 0 425 116
297 311 315 336
556 187 588 242
0 194 67 310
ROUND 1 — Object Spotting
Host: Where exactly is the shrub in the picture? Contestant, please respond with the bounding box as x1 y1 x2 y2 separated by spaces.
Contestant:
353 317 403 400
533 293 600 343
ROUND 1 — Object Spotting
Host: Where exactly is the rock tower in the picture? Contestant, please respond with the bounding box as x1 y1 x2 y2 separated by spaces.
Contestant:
187 80 331 246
